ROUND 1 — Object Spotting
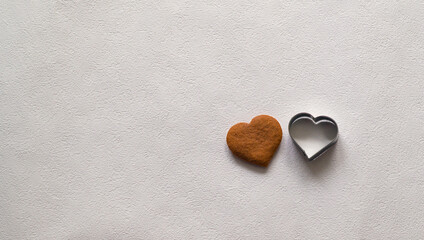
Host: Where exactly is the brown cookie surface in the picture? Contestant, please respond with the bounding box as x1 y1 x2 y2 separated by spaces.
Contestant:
226 115 282 167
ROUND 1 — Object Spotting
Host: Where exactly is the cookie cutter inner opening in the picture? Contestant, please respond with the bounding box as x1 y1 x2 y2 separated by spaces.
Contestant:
289 116 338 160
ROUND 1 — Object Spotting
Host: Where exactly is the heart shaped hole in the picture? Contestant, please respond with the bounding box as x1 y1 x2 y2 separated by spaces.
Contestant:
290 117 338 158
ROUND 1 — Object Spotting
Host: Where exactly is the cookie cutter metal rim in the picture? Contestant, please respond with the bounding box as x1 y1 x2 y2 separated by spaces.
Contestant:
288 112 339 161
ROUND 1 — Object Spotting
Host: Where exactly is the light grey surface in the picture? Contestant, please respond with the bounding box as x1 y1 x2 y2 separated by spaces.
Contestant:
1 1 424 239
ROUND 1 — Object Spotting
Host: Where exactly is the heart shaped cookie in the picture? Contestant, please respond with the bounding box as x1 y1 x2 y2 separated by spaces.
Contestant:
226 115 282 167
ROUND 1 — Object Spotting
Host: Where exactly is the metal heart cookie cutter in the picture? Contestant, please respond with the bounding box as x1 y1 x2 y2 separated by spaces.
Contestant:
288 113 339 161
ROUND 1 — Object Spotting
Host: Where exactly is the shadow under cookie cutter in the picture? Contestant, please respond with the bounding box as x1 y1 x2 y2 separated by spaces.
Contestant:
288 112 339 161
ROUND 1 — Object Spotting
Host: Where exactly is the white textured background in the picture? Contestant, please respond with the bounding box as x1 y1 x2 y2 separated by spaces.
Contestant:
1 1 424 239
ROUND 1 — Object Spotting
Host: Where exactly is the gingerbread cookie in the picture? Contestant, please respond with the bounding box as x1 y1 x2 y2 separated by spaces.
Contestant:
226 115 282 167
